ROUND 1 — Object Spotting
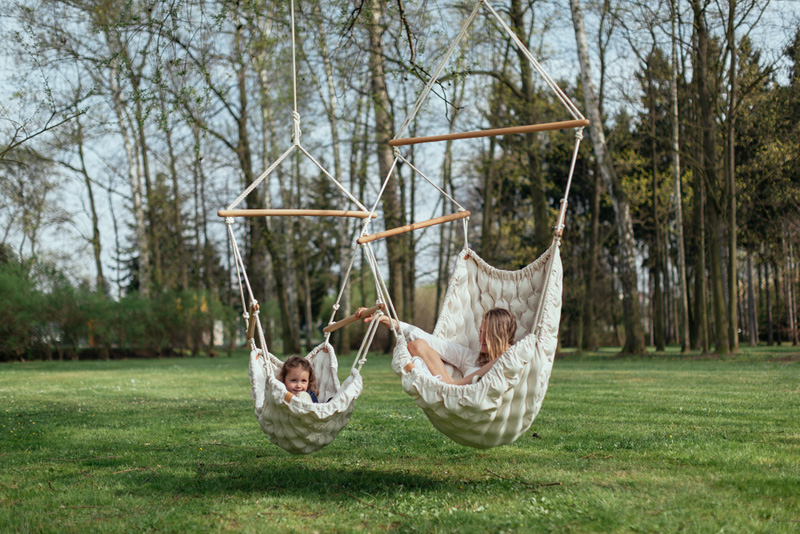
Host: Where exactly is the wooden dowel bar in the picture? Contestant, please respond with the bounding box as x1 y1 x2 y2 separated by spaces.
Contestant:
218 209 377 219
389 119 590 147
357 211 470 244
323 303 385 333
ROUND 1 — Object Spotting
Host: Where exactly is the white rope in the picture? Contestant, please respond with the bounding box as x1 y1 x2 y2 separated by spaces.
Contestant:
292 111 302 145
290 0 298 116
366 155 401 217
363 242 402 339
481 0 584 121
352 310 383 373
532 237 560 338
394 0 483 140
226 144 296 211
226 219 278 373
323 219 370 332
396 153 466 211
227 220 255 307
562 130 584 207
297 145 369 212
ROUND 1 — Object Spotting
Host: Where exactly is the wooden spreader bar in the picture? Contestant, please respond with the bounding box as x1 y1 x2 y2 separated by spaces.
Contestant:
357 211 470 244
218 209 377 219
389 119 590 147
323 303 385 333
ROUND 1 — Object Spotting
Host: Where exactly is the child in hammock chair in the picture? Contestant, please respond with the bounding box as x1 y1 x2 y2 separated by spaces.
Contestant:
278 356 319 403
356 307 516 385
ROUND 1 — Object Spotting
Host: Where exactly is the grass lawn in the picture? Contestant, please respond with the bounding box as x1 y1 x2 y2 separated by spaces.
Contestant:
1 346 798 533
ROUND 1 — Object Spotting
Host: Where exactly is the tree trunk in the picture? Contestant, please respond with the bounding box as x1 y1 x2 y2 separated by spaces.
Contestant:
109 61 150 297
314 6 350 351
582 166 601 352
74 116 105 295
726 0 739 352
480 134 498 261
570 0 646 354
366 0 404 324
692 112 709 353
785 233 798 345
648 64 665 352
764 258 773 345
233 16 293 353
773 260 782 345
693 0 729 355
509 0 549 253
747 252 758 345
671 0 691 351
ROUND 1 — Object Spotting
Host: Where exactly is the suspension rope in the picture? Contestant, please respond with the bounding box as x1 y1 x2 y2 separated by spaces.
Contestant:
226 145 296 211
394 0 483 141
396 153 466 211
290 0 298 116
481 0 584 121
297 145 369 212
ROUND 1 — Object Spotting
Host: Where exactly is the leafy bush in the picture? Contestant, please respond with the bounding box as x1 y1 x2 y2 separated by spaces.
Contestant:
0 260 237 361
0 262 43 360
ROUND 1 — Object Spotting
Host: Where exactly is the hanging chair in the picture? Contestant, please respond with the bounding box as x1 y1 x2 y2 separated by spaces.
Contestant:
247 342 364 455
222 0 387 455
391 244 562 448
357 0 586 448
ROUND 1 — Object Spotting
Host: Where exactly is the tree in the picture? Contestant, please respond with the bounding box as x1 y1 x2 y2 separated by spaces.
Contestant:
570 0 646 354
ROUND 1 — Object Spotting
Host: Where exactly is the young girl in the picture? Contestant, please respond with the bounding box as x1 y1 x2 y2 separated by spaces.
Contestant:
278 356 319 402
357 307 517 385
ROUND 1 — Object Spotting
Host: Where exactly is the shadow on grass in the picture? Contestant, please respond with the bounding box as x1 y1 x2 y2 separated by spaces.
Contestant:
131 461 450 498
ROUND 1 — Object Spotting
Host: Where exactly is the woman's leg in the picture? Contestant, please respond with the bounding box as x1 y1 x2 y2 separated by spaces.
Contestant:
407 339 455 384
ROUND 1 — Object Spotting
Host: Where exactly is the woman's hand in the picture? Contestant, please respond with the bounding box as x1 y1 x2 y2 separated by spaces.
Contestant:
355 307 395 329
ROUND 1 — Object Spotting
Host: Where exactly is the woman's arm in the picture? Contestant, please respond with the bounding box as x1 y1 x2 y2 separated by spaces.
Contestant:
452 358 497 386
355 307 396 329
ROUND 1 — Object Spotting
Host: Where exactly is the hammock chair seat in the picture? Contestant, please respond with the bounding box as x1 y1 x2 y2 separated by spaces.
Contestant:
391 244 562 449
250 343 363 455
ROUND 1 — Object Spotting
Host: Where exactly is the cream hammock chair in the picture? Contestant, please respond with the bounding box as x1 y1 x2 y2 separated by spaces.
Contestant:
221 1 387 455
357 0 588 449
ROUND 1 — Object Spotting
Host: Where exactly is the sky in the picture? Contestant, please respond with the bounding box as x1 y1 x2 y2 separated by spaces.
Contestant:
2 0 799 294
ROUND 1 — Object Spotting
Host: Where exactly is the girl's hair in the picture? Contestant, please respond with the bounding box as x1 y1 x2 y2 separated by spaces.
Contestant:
278 356 317 395
479 308 517 365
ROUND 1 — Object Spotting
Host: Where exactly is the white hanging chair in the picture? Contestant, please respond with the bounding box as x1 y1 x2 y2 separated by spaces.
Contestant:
391 244 562 448
356 0 585 448
248 343 364 455
222 0 387 455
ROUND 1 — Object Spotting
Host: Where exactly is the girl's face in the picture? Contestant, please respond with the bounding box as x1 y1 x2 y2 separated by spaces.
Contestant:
479 319 488 353
284 367 310 394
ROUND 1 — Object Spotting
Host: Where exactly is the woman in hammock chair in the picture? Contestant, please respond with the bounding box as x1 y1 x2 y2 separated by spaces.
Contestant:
356 307 516 385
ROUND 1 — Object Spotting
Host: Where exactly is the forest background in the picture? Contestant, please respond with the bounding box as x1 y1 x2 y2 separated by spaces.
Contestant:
1 0 799 362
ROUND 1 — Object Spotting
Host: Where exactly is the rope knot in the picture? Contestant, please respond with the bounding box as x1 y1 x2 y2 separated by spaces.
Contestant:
575 128 584 141
225 217 234 225
292 112 302 144
332 303 340 311
392 146 401 158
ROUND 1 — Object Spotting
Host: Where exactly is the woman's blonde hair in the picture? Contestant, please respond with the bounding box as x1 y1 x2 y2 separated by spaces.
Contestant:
278 356 318 395
479 308 517 365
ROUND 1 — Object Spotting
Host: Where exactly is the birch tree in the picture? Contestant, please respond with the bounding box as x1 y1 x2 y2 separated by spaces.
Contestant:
570 0 646 354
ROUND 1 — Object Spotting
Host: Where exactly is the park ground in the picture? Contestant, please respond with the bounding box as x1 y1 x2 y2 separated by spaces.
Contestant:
1 346 798 533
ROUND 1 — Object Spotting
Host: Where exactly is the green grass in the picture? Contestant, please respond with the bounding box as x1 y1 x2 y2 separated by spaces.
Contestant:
1 347 799 533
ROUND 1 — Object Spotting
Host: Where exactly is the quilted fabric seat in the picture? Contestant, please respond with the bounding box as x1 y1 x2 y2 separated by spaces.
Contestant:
391 243 562 448
249 343 363 455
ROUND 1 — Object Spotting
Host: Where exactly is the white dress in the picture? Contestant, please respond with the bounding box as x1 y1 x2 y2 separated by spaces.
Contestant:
398 321 482 377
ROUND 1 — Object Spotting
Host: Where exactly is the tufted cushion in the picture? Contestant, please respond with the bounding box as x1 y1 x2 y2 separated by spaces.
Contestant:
249 343 363 455
391 243 562 448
